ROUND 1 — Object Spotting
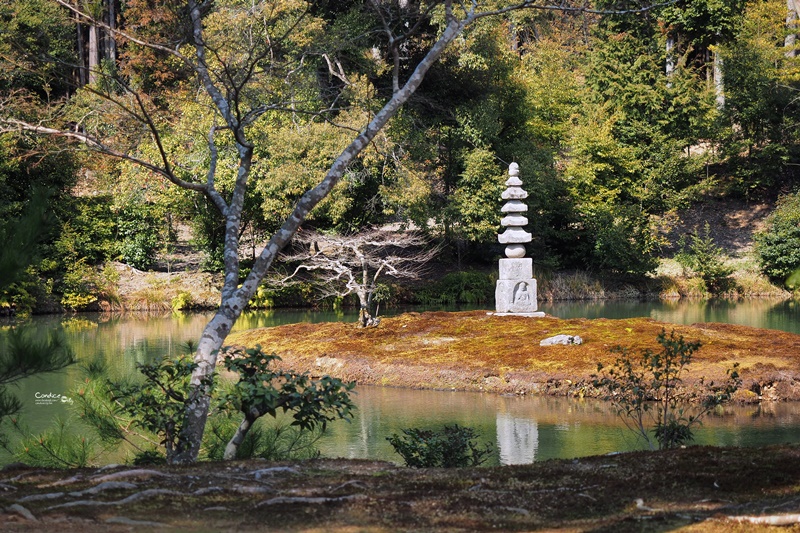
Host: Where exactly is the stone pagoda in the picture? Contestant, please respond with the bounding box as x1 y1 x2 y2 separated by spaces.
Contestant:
495 162 544 317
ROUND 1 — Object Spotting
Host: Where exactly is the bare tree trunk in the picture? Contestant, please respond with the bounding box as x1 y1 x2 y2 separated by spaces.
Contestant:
174 308 238 462
76 17 86 86
357 290 371 327
713 49 724 109
788 0 799 58
88 23 99 84
224 416 253 460
105 0 116 62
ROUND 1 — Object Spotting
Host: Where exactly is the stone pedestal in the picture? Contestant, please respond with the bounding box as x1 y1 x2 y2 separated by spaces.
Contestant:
495 259 540 314
494 163 545 317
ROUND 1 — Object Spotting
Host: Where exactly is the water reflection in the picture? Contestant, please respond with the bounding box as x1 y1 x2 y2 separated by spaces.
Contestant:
496 415 538 464
542 298 800 334
318 386 800 465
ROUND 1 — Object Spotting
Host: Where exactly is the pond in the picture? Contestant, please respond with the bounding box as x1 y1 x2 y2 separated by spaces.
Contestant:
3 298 800 465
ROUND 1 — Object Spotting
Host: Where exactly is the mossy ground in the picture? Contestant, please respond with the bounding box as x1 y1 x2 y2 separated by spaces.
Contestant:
228 310 800 401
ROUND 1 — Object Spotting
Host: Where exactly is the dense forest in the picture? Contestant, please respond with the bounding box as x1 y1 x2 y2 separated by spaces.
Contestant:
2 0 800 314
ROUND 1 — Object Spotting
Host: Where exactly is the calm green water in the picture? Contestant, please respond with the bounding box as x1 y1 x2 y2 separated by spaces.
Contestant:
3 298 800 464
321 386 800 465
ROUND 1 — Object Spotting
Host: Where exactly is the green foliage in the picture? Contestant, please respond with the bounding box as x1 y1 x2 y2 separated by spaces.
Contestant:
53 196 117 266
0 188 54 290
46 195 118 310
75 362 129 445
111 355 214 462
205 415 322 461
675 222 734 294
660 0 746 47
115 202 163 270
0 0 76 96
387 424 493 468
218 345 355 433
2 0 798 313
371 283 392 315
587 206 661 276
7 417 100 468
755 193 800 284
446 148 505 244
249 282 316 308
0 189 57 314
0 327 74 439
416 271 494 305
594 329 740 450
189 196 226 272
717 1 799 195
60 258 99 310
171 290 195 311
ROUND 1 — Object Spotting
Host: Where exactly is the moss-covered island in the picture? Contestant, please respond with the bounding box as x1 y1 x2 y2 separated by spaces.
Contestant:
228 310 800 402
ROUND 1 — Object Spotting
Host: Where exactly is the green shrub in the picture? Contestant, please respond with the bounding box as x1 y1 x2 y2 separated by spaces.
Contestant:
755 193 800 285
171 290 195 311
594 329 740 450
111 355 214 463
416 271 493 305
216 346 355 460
115 203 163 270
588 206 660 276
205 415 322 461
387 424 493 468
52 196 117 267
675 222 734 294
249 282 317 308
60 259 99 310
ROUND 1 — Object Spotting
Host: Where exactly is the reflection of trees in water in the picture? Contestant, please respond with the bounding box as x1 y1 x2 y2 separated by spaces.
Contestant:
544 299 800 335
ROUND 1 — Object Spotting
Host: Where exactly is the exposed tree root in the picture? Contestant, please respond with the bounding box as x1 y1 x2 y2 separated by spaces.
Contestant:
6 503 37 521
726 514 800 526
91 469 173 482
68 481 138 497
106 516 167 527
256 494 367 507
47 488 182 510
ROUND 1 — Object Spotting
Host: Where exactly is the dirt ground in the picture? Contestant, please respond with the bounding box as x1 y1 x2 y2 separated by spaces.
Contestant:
2 445 800 532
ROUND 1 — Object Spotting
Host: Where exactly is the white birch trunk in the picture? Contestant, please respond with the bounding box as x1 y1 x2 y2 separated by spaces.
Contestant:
224 417 253 460
713 50 724 109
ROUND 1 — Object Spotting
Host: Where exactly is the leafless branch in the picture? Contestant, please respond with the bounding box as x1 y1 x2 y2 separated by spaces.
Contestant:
275 229 439 321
